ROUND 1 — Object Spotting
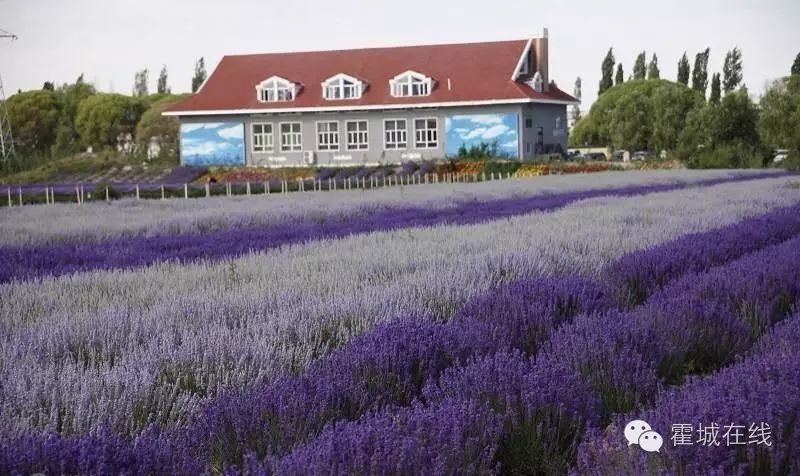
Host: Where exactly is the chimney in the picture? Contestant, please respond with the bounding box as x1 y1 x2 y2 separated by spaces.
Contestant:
532 28 549 92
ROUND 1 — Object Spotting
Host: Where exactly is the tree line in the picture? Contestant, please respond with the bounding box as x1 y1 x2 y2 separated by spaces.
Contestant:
573 49 800 168
1 58 211 172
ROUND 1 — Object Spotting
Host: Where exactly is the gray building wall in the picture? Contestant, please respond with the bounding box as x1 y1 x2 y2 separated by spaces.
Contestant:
520 103 568 157
179 103 568 167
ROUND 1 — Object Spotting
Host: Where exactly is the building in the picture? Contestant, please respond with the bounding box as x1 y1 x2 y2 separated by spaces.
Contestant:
163 29 578 168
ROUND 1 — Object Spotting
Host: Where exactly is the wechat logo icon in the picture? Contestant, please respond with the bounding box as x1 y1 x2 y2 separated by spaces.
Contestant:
625 419 663 453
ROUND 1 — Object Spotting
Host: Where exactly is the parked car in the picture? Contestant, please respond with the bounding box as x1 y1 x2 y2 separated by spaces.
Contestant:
774 149 789 164
583 152 607 161
631 151 650 161
612 151 626 161
567 151 583 161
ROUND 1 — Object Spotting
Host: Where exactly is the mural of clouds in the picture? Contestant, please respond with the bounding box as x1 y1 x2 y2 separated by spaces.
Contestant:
445 112 519 158
180 122 245 166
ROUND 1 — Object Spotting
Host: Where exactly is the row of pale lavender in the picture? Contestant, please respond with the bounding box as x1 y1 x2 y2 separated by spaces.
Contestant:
1 171 789 283
3 198 800 474
1 170 778 246
2 179 797 438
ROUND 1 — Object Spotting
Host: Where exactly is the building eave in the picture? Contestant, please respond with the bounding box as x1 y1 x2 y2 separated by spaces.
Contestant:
162 97 576 117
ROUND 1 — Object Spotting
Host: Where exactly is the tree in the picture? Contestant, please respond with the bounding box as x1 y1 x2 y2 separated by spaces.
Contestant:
133 69 149 97
759 76 800 154
571 79 704 151
633 51 647 80
722 47 743 93
192 57 207 93
615 64 624 85
677 52 691 86
42 81 55 91
135 94 188 160
691 48 710 96
157 65 170 94
792 53 800 76
571 77 582 123
709 73 721 104
5 90 62 155
75 94 146 149
647 54 660 79
52 75 97 155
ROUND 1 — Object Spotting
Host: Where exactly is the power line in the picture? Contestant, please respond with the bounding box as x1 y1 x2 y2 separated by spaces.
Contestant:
0 28 18 162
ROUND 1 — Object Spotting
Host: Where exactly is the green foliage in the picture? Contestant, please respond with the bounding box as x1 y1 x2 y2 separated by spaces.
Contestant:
75 94 146 149
615 64 624 85
599 48 615 95
133 69 149 97
135 94 189 161
42 81 55 91
481 161 520 176
157 65 170 94
691 48 710 95
709 73 721 104
688 142 765 169
192 57 207 93
792 53 800 76
633 51 647 80
52 75 97 156
91 183 121 200
677 52 691 86
456 141 509 159
722 47 743 93
571 79 703 152
758 76 800 156
647 54 660 80
5 89 62 155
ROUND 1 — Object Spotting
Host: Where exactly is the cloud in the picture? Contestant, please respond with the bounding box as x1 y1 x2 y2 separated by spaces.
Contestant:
218 125 244 139
464 127 488 140
451 114 503 125
181 122 225 133
500 140 518 149
183 140 237 156
481 124 510 139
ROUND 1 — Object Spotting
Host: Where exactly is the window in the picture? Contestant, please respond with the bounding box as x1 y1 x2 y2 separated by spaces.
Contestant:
414 118 438 149
525 142 531 154
251 123 273 153
256 76 298 102
322 74 364 100
525 118 533 129
280 122 302 152
384 119 407 149
346 120 369 150
390 71 433 97
555 117 562 129
316 121 339 151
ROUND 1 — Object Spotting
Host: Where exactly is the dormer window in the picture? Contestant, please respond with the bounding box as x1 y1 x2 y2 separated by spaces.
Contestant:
390 71 433 97
256 76 299 102
322 73 364 100
528 71 544 93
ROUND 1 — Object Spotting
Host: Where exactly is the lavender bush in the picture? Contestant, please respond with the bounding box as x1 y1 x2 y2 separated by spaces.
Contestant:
1 170 787 247
1 179 797 436
575 313 800 475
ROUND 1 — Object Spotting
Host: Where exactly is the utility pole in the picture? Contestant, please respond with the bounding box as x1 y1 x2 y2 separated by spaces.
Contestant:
0 28 18 163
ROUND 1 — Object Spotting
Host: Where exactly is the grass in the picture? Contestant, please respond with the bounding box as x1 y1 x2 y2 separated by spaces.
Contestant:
0 151 177 184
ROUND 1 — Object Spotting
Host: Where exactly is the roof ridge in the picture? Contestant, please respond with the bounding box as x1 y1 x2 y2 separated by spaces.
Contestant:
222 38 530 60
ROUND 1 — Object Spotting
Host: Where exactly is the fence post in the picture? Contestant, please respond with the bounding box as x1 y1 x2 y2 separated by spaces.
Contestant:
76 186 80 204
105 186 109 202
264 181 269 195
136 184 140 200
18 187 22 206
45 187 49 205
7 187 11 207
246 182 251 196
81 185 85 204
51 187 55 205
205 183 210 198
185 183 189 199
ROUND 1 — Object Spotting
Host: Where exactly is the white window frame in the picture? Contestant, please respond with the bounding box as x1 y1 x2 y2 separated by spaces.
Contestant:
256 75 298 103
251 122 274 153
279 122 302 152
389 70 434 98
413 117 438 149
345 120 369 151
383 119 407 150
322 73 364 100
316 120 340 151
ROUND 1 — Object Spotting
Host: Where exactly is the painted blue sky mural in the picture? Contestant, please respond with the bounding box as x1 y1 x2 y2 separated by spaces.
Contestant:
180 122 245 166
444 113 519 158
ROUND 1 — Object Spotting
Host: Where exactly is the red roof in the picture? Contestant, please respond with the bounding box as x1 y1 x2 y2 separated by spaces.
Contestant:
166 39 577 114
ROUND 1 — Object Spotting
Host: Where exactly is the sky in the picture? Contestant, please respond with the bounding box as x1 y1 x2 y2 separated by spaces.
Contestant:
1 0 799 110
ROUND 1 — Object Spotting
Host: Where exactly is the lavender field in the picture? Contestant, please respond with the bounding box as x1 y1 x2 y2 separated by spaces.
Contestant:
1 170 800 475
